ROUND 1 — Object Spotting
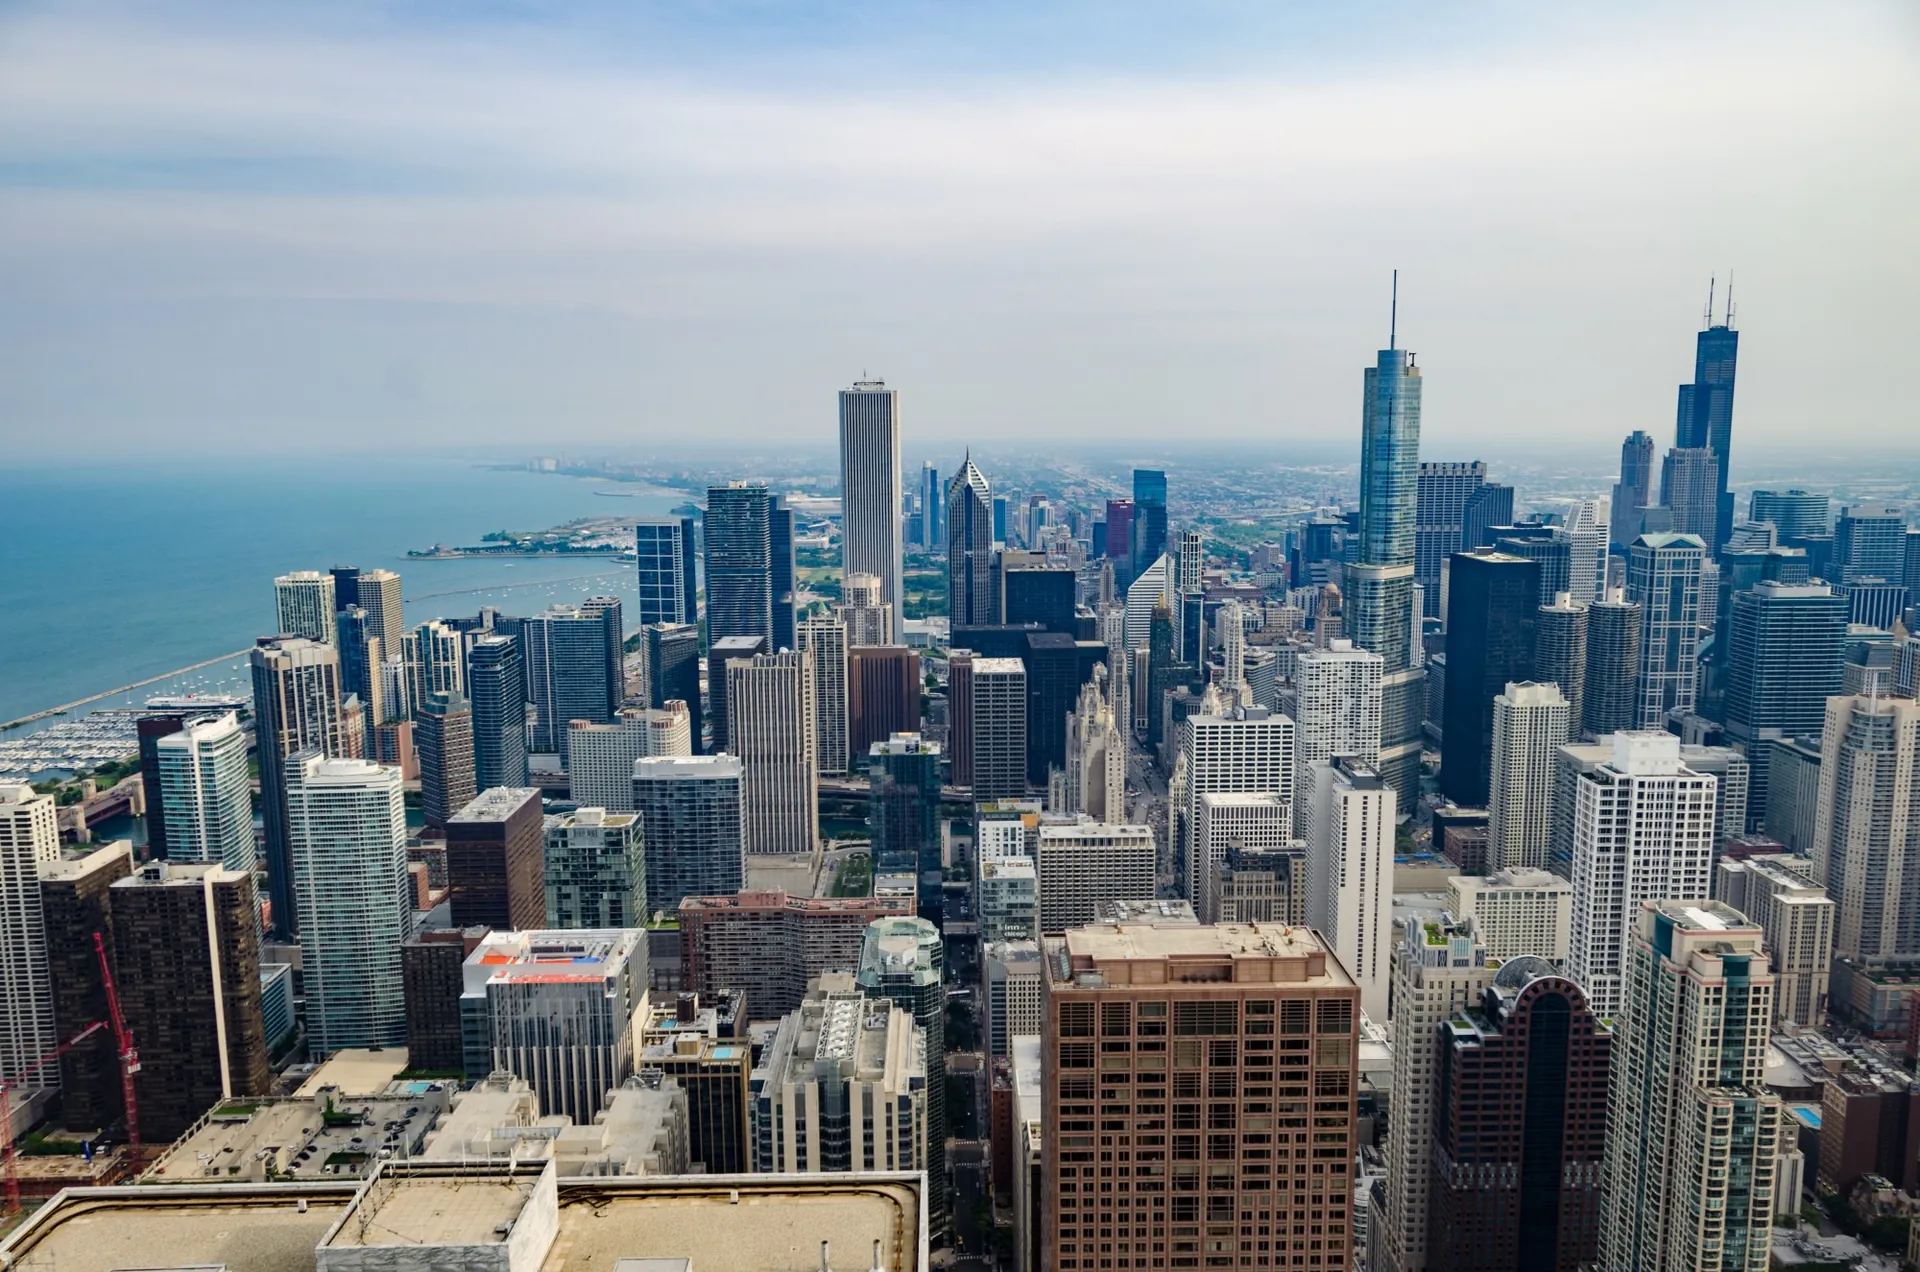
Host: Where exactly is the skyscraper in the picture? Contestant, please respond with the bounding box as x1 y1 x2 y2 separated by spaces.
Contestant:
402 618 466 712
36 842 130 1131
1564 497 1608 605
1659 446 1721 543
838 570 893 645
645 622 703 752
705 481 775 644
1533 593 1588 727
634 515 699 627
839 379 905 614
869 735 943 917
521 600 624 759
1724 581 1848 823
1040 922 1360 1272
679 889 911 1018
633 754 745 915
1430 962 1611 1272
566 704 692 810
769 496 797 652
544 808 647 929
1104 497 1135 584
154 710 255 873
355 567 404 651
1462 482 1517 557
707 633 768 755
1610 430 1657 552
108 860 272 1142
1179 703 1295 913
797 615 850 774
1750 489 1828 541
1033 821 1157 931
856 916 947 1239
921 461 943 549
1307 755 1394 1020
1130 468 1168 573
847 645 921 759
1122 552 1171 651
1416 461 1487 619
1813 691 1920 961
1292 640 1383 842
1834 504 1910 584
467 632 529 789
1672 292 1740 555
946 457 994 627
1441 550 1539 806
1625 533 1705 727
947 650 975 788
1582 588 1642 737
285 754 408 1055
1488 682 1572 870
1598 902 1780 1272
250 635 344 936
416 690 477 829
1715 853 1835 1026
1352 303 1428 817
971 657 1028 800
1566 733 1718 1018
727 649 819 854
445 786 547 931
0 784 58 1097
273 570 336 644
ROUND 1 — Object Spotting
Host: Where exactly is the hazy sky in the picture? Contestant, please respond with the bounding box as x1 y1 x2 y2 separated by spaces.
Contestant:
2 1 1916 458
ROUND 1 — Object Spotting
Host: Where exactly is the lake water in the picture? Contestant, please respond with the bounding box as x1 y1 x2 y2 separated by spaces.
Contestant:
0 458 683 728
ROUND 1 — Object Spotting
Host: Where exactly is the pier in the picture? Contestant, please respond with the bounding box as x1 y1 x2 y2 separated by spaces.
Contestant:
0 647 255 733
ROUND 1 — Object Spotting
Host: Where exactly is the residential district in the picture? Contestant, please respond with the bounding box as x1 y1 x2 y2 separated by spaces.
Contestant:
5 301 1920 1272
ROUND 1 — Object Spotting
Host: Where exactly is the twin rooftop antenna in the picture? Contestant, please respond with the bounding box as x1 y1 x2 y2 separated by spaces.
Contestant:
1704 274 1736 329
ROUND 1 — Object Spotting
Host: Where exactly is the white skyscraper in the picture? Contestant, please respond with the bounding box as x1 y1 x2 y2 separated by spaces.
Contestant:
285 753 408 1056
1381 919 1498 1272
1626 532 1705 728
0 784 58 1099
837 572 893 647
1306 756 1393 1021
1123 553 1172 650
1487 681 1571 870
565 704 692 811
402 619 466 715
274 570 336 644
1063 674 1126 825
1446 867 1574 962
1195 793 1297 923
839 380 904 615
797 615 850 775
1033 820 1156 932
1813 691 1920 961
1178 705 1295 914
1599 901 1781 1272
1565 497 1608 605
726 649 819 854
1567 732 1718 1019
155 711 256 873
1218 599 1248 703
1291 639 1382 843
354 568 404 651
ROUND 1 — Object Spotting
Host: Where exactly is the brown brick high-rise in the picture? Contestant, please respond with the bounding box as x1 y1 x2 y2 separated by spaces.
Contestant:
1042 923 1361 1272
403 927 488 1076
109 861 271 1142
445 787 545 930
38 842 133 1131
679 890 912 1019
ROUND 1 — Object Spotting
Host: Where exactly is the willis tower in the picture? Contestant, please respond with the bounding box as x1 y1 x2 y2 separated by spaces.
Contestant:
1349 274 1425 817
1676 281 1739 555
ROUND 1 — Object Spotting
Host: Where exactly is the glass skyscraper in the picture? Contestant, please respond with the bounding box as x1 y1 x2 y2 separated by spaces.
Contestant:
634 516 698 627
1674 300 1739 555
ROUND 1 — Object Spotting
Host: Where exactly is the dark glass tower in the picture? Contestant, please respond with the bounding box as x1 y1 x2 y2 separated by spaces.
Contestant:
468 633 528 789
867 736 943 919
1417 461 1488 619
1749 489 1828 541
1130 469 1169 575
1430 963 1610 1272
646 622 704 751
522 601 623 760
770 496 797 651
1609 430 1657 552
634 516 698 627
1725 581 1847 826
1462 483 1516 556
1440 551 1539 806
1674 292 1739 555
946 457 994 626
704 482 775 645
249 635 344 936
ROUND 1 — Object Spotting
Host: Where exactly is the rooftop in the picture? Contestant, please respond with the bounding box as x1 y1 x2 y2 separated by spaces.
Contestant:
322 1170 537 1250
1052 922 1351 987
448 787 542 823
295 1048 413 1098
1093 898 1198 925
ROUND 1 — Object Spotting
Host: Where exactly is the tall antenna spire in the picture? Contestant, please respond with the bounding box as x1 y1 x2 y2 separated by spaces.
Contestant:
1390 269 1398 350
1704 276 1715 329
1724 272 1735 328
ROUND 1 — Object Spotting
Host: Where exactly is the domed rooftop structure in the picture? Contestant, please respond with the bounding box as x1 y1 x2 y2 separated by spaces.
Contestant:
1492 955 1559 991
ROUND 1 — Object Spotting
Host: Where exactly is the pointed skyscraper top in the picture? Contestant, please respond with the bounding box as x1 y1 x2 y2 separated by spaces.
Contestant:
1390 269 1398 351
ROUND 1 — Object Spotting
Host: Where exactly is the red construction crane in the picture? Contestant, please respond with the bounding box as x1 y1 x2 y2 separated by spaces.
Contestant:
1 1021 106 1216
94 931 140 1173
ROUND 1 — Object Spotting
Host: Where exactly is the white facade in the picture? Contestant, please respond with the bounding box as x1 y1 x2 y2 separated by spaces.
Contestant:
1180 706 1295 914
1813 693 1920 961
0 784 58 1095
1381 921 1496 1272
837 573 893 647
1566 732 1718 1019
1447 867 1573 963
978 855 1038 943
1715 853 1834 1026
285 754 409 1056
355 568 404 650
1033 820 1156 933
1291 639 1382 843
1487 682 1571 870
1306 757 1393 1022
1122 553 1171 651
727 650 819 854
984 942 1046 1058
1063 676 1126 825
838 382 904 615
1599 902 1781 1272
1564 497 1608 605
1626 533 1704 728
1194 792 1293 924
797 616 850 775
566 705 692 811
403 619 466 713
274 570 336 644
155 711 256 873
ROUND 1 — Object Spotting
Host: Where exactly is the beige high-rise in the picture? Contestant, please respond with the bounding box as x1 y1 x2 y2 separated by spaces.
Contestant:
1813 692 1920 960
798 615 850 775
1041 922 1360 1272
0 784 59 1096
273 569 336 644
1487 681 1571 870
727 649 820 855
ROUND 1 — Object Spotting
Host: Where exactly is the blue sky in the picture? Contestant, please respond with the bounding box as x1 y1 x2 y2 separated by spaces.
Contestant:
1 0 1915 457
